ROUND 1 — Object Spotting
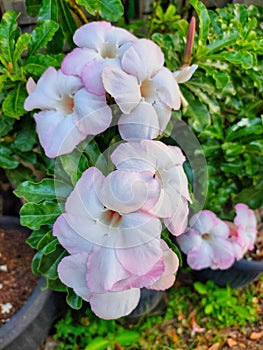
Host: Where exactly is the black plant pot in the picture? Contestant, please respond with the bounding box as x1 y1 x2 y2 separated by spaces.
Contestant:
192 259 263 289
0 216 66 350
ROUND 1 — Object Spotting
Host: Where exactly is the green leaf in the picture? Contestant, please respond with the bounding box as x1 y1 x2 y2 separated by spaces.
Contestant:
24 54 61 76
15 178 72 203
6 165 36 186
47 277 67 292
116 331 139 346
0 144 19 169
32 251 43 274
57 0 77 50
66 288 83 309
193 281 207 295
59 149 89 185
234 187 263 210
206 31 240 54
2 83 27 119
26 227 51 249
0 115 14 137
204 304 213 314
26 0 42 17
38 0 59 22
181 88 211 132
84 337 109 350
38 245 67 279
14 33 31 64
20 201 62 229
0 10 19 66
27 20 59 57
215 51 254 69
189 0 210 47
76 0 124 22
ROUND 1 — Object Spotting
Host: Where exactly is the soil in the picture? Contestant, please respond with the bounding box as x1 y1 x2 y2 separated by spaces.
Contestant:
0 227 38 325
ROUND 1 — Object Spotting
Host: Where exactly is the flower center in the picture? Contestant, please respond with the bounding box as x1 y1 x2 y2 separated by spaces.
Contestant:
60 95 74 115
140 79 154 99
100 43 118 59
201 233 211 240
101 210 122 227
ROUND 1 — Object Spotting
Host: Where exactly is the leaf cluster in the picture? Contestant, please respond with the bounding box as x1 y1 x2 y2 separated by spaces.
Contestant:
154 1 263 218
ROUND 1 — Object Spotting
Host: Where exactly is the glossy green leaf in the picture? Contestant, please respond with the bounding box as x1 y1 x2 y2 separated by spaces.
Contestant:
47 278 67 292
0 144 19 169
181 87 211 132
215 51 254 69
38 0 58 22
2 83 27 119
0 115 14 137
234 187 263 209
20 201 62 229
193 281 207 295
66 288 83 309
24 54 61 76
5 165 36 186
57 0 77 50
0 10 19 66
13 33 31 64
37 245 67 279
206 31 240 54
15 178 72 203
76 0 124 22
59 149 89 185
32 251 43 274
26 227 51 249
27 20 59 57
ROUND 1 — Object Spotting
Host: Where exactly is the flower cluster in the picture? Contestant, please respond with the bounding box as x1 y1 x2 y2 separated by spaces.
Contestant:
177 204 258 270
23 20 258 320
24 21 194 319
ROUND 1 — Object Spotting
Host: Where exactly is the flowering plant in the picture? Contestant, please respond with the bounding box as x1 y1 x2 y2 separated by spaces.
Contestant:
6 0 262 319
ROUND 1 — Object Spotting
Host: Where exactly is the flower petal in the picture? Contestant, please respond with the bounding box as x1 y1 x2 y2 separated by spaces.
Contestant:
176 228 202 254
73 88 112 134
173 64 198 84
34 110 85 158
53 215 93 254
86 245 130 293
164 196 189 235
118 102 160 140
121 39 164 81
73 21 111 49
61 48 98 76
116 237 163 275
152 67 181 109
90 288 140 319
100 170 160 214
58 253 91 301
102 65 140 113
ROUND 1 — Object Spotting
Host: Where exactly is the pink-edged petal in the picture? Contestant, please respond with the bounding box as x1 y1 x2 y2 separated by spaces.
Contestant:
90 288 140 320
34 110 85 158
234 204 257 249
61 48 98 76
209 219 230 239
112 257 164 290
53 215 93 254
58 253 90 301
189 210 218 234
148 240 179 290
164 196 189 236
151 67 181 109
176 228 202 254
173 64 198 84
65 167 104 219
118 102 160 140
100 170 160 214
116 237 163 275
73 88 112 134
102 66 140 113
86 245 130 293
187 242 214 270
73 21 111 49
209 238 235 269
121 39 164 82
